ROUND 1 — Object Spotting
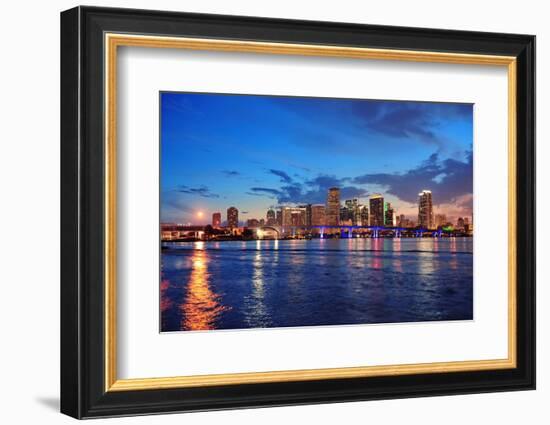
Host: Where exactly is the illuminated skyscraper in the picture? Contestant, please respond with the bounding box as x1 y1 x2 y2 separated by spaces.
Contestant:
343 198 360 225
276 209 282 226
311 204 326 225
340 206 352 225
266 209 277 226
227 207 239 228
369 194 384 226
281 206 293 226
278 206 307 227
304 204 312 226
384 202 395 226
326 187 340 226
291 210 304 226
418 190 434 229
360 206 369 226
212 212 221 228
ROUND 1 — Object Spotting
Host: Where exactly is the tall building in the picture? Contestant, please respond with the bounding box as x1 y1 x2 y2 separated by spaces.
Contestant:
384 202 395 226
457 217 465 230
280 206 293 226
340 206 352 225
435 213 447 228
212 212 221 228
311 204 326 226
398 214 405 227
301 204 313 226
276 209 282 226
291 210 304 226
326 187 340 226
354 204 363 226
360 206 369 226
306 204 312 226
418 190 434 229
342 198 360 225
279 206 306 226
369 194 384 226
266 209 277 226
227 207 239 228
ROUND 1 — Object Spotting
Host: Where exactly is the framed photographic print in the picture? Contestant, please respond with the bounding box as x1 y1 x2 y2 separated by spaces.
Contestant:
60 6 535 419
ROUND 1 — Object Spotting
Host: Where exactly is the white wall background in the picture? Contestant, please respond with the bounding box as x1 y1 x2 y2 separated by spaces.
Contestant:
0 0 545 423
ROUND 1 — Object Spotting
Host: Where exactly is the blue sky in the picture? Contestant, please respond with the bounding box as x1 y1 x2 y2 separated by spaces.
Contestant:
161 92 473 225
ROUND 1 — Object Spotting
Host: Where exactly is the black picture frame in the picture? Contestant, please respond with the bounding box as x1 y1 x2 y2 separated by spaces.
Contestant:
61 5 535 419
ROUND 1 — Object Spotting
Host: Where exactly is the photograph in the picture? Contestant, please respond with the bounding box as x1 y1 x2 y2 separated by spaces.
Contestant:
160 92 474 332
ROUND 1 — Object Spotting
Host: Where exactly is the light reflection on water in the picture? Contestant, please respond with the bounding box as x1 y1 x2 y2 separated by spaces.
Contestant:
161 238 473 332
179 248 229 331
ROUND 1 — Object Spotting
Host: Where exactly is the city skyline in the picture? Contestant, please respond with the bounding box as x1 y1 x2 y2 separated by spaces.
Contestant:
163 187 472 231
161 92 473 225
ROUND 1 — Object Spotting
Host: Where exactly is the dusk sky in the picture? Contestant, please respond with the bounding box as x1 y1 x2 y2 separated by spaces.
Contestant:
160 92 473 225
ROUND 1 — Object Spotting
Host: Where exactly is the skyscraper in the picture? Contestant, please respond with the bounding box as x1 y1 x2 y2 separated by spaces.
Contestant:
311 204 326 226
291 210 304 226
212 212 221 228
398 214 405 227
340 205 352 225
418 190 434 229
304 204 312 226
276 209 282 226
326 187 340 226
227 207 239 228
281 206 293 226
385 202 395 226
369 194 384 226
360 206 369 226
266 209 277 226
343 198 360 225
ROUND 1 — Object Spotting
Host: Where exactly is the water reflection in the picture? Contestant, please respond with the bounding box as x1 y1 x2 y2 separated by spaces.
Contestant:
161 238 473 331
160 278 172 313
180 248 228 330
244 241 270 327
372 238 383 270
393 238 403 273
448 237 458 270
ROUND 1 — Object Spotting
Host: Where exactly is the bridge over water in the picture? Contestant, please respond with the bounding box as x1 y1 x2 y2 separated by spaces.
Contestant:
256 225 443 239
162 224 446 240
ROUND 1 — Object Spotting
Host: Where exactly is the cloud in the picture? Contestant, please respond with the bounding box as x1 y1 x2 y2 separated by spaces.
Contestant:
248 187 286 200
248 173 367 205
352 101 472 147
176 185 220 198
305 175 348 189
222 170 240 177
269 169 293 183
354 151 472 205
